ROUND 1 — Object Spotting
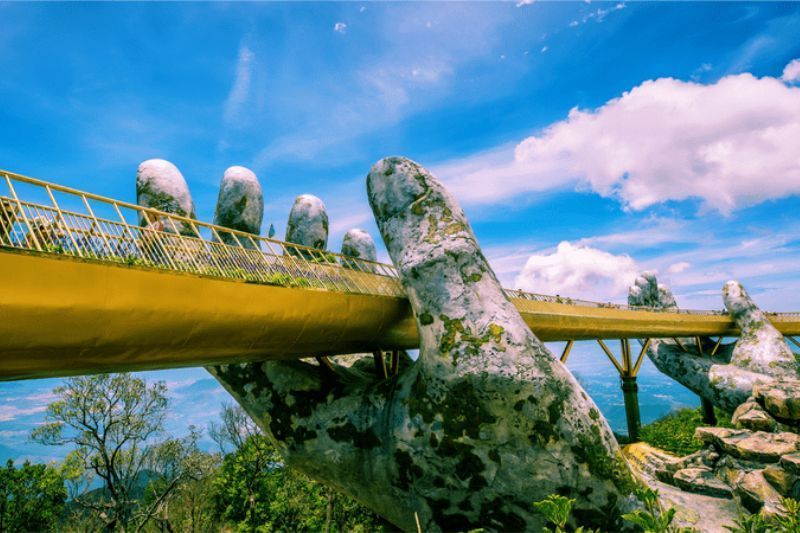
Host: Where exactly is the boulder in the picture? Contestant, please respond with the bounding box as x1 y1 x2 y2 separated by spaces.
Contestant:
733 470 784 516
732 399 777 432
285 194 328 252
754 381 800 422
781 452 800 475
695 427 800 463
762 464 800 498
672 467 733 498
210 157 641 531
213 166 263 248
135 159 196 235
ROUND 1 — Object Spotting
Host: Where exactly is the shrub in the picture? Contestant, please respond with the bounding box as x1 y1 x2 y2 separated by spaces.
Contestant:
639 407 732 456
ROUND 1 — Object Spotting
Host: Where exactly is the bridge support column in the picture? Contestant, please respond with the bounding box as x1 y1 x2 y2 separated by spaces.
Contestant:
700 397 717 425
620 376 641 442
597 338 650 442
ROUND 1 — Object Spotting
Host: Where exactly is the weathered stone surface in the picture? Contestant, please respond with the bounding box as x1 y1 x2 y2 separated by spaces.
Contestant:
621 443 742 531
665 447 720 474
733 470 784 516
135 159 196 235
285 194 328 251
763 464 800 498
754 381 800 422
724 281 798 379
213 166 263 248
733 399 777 432
672 467 733 498
210 157 640 531
628 271 678 310
696 427 800 463
781 452 800 475
628 273 798 412
340 228 377 271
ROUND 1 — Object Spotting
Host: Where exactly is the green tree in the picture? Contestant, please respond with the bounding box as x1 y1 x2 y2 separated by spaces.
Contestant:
141 433 220 533
209 403 389 532
209 403 278 530
31 373 200 531
0 459 67 532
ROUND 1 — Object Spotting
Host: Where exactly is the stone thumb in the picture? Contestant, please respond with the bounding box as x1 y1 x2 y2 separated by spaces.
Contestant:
367 156 540 369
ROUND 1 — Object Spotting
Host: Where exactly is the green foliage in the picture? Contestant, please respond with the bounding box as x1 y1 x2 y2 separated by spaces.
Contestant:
639 407 732 456
774 497 800 532
726 497 800 532
621 487 696 532
533 495 574 532
0 459 67 532
532 494 603 533
311 252 339 264
725 511 769 533
31 374 203 531
210 403 388 532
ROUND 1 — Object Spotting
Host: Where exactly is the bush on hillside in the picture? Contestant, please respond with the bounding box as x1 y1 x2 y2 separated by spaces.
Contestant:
639 406 732 456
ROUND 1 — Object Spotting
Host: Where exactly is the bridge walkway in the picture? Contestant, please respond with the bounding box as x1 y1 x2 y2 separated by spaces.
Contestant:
1 169 798 394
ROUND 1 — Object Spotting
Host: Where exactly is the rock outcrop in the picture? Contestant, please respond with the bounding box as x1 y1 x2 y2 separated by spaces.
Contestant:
213 166 263 248
135 159 196 235
285 194 328 251
210 157 640 531
627 274 798 412
647 385 800 519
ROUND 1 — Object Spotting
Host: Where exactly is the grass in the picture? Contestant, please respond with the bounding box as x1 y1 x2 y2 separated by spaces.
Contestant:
639 406 733 456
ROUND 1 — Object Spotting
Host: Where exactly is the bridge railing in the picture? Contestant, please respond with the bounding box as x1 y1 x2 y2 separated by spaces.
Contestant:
0 170 405 298
1 168 796 319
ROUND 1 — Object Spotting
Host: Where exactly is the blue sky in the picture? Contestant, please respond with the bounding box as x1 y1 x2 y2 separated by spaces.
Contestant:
1 2 799 461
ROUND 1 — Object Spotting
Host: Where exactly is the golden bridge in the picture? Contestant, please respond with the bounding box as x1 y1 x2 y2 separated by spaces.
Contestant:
2 169 799 386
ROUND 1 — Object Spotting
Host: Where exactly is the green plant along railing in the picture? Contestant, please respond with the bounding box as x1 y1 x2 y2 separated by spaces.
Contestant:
1 168 798 318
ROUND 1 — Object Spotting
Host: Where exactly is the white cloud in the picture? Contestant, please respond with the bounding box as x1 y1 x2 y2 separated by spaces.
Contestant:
513 241 639 301
782 58 800 83
568 3 626 27
667 261 691 274
437 65 800 213
334 22 348 34
223 44 254 125
0 404 47 422
540 46 549 54
575 218 696 250
516 0 535 6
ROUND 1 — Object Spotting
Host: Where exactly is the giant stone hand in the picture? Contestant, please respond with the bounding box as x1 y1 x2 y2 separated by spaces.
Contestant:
628 273 798 412
210 157 638 531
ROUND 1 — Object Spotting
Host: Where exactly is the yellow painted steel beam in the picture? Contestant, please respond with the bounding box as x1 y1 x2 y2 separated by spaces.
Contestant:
2 249 800 381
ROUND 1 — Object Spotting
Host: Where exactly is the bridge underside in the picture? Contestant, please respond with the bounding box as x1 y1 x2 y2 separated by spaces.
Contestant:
3 249 798 381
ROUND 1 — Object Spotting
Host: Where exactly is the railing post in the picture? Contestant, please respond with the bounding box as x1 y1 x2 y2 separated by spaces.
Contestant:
621 375 641 442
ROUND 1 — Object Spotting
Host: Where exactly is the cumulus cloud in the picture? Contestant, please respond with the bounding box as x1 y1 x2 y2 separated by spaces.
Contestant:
334 22 348 34
438 61 800 213
513 241 639 301
223 44 254 125
783 58 800 83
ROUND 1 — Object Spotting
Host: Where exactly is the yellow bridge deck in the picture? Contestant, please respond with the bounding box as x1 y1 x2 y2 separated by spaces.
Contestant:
1 169 798 381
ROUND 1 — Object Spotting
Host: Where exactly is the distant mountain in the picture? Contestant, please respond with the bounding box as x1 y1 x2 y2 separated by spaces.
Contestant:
0 344 703 464
0 443 23 463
